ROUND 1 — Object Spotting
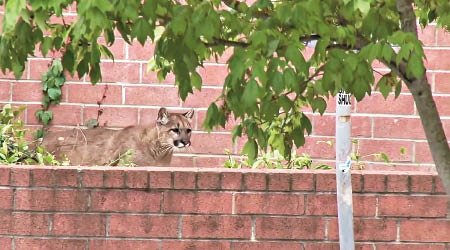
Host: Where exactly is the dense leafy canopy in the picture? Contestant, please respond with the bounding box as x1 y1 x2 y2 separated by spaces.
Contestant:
1 0 450 162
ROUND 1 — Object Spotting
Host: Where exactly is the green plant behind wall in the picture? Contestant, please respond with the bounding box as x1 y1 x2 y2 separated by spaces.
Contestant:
0 104 61 165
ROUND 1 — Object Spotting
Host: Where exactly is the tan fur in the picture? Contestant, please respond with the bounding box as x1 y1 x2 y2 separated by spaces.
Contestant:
40 108 193 166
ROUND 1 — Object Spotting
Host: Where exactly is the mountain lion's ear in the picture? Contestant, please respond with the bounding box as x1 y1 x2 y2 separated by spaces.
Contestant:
157 107 169 125
183 109 194 119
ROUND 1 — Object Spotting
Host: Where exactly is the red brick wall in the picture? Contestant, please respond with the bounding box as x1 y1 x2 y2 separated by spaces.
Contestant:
0 165 448 249
0 7 450 170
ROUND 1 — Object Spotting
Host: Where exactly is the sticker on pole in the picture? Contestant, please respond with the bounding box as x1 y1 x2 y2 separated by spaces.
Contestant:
338 157 352 173
337 90 351 106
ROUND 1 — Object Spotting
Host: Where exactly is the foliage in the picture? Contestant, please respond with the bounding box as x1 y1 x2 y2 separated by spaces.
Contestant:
34 59 66 138
0 0 449 164
0 104 61 165
224 148 332 170
108 149 136 167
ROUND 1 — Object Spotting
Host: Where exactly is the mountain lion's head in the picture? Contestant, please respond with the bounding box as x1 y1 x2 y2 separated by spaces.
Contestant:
156 107 194 149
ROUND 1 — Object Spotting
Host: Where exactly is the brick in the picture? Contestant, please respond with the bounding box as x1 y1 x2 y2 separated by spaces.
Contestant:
434 95 450 116
142 69 176 84
255 217 325 240
235 193 304 215
27 104 82 126
314 115 371 137
174 171 196 189
126 170 149 188
306 194 376 216
425 49 450 70
182 215 251 239
52 214 106 236
387 175 409 192
418 24 436 46
0 167 10 185
100 62 140 83
82 169 104 187
181 88 223 108
164 191 232 214
363 174 386 192
68 84 122 104
0 238 11 250
198 64 229 86
315 172 336 191
91 190 161 212
291 172 314 191
221 172 243 190
32 168 54 186
232 242 302 250
84 106 139 127
89 239 159 250
197 109 239 132
304 243 373 250
109 215 178 237
328 218 397 241
0 189 13 210
168 155 196 167
196 157 230 168
268 173 290 191
162 241 230 250
357 93 414 115
128 42 155 60
434 177 445 194
190 133 233 155
139 108 159 126
435 72 450 94
437 28 450 46
358 140 413 162
0 82 10 101
400 220 450 242
296 136 336 160
197 172 220 189
12 81 45 102
376 243 446 250
28 59 52 80
99 37 126 59
352 174 363 192
125 85 180 106
11 168 30 187
410 175 433 193
15 238 87 250
54 169 78 187
378 196 448 217
150 171 172 189
244 172 266 190
15 190 89 211
374 117 425 139
104 170 125 188
0 212 49 235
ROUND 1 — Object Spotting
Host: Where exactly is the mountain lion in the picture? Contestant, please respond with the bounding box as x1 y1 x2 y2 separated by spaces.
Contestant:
40 107 194 166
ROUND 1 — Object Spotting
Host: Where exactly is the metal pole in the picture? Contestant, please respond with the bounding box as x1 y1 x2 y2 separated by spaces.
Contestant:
335 89 355 250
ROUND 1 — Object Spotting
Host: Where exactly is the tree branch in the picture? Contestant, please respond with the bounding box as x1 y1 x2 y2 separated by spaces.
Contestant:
204 38 250 48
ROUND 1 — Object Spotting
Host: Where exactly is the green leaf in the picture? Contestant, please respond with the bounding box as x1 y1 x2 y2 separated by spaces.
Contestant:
381 152 390 163
292 128 305 147
3 0 26 33
172 15 186 35
62 49 75 75
242 79 259 108
394 80 402 98
242 139 258 163
301 115 312 135
311 97 327 115
47 88 61 101
191 71 202 90
377 75 390 99
40 37 53 57
354 0 371 15
407 53 425 79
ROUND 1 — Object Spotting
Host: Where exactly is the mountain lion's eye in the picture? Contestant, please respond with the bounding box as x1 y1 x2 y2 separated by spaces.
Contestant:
187 129 191 133
171 128 179 133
